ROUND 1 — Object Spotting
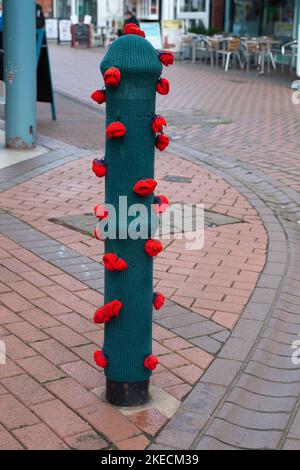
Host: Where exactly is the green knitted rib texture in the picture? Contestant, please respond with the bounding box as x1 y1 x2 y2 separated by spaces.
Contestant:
100 35 163 382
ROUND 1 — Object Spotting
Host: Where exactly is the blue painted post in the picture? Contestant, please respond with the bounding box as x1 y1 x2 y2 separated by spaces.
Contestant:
3 0 36 148
225 0 231 34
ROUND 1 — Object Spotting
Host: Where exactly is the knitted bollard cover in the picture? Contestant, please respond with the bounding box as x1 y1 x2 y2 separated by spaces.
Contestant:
92 30 171 385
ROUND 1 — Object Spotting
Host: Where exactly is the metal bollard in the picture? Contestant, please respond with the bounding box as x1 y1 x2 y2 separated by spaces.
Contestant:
91 24 173 406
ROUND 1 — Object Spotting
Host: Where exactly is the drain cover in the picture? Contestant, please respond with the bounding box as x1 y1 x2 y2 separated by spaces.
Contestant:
49 209 242 237
164 175 192 183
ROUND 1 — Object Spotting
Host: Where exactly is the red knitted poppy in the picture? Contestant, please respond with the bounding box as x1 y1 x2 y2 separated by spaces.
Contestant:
154 195 169 214
103 253 127 272
153 292 166 310
104 67 121 87
155 134 170 151
159 51 174 66
144 354 159 371
133 179 157 197
124 23 146 37
156 77 170 95
106 121 126 139
91 89 106 104
94 350 108 368
151 115 167 133
93 227 103 240
144 239 163 257
94 300 122 324
94 204 108 220
92 158 107 177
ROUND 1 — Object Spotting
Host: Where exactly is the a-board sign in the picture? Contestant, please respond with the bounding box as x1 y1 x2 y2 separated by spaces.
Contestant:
161 20 183 52
140 22 162 50
36 29 56 120
59 20 72 42
72 23 91 47
45 19 58 40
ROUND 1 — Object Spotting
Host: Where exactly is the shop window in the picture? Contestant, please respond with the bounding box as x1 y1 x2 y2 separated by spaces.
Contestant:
178 0 206 14
232 0 261 36
56 0 72 19
77 0 97 24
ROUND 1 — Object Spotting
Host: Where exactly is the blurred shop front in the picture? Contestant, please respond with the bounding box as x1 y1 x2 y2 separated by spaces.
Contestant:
225 0 300 40
51 1 210 28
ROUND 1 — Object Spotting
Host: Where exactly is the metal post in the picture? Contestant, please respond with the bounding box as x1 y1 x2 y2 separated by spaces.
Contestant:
3 0 36 149
225 0 231 34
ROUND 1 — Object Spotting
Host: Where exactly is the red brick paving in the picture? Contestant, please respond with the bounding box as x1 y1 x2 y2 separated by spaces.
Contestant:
0 46 285 450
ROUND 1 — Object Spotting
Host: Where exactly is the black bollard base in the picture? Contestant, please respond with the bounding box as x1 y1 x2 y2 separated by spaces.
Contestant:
106 378 150 407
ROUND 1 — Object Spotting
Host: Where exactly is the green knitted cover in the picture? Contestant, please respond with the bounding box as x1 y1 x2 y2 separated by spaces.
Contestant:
100 35 163 382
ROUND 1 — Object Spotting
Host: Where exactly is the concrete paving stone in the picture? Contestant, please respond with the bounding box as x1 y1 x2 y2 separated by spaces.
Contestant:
245 361 300 383
273 309 300 324
231 319 263 340
257 274 282 289
194 435 237 450
189 336 223 354
53 256 93 267
280 288 300 303
182 382 226 415
263 263 286 276
173 321 224 339
252 349 300 370
63 262 101 274
206 418 281 449
70 270 102 281
250 288 277 304
268 318 300 334
84 278 105 290
211 330 230 342
236 373 300 397
201 359 242 386
218 337 253 361
287 409 300 440
40 250 82 262
156 312 205 329
218 402 289 430
257 338 299 357
155 411 208 449
277 300 300 315
282 439 300 450
262 327 300 345
242 302 270 320
227 387 295 413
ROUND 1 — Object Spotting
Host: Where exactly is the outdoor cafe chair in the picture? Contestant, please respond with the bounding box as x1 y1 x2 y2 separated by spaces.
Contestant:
241 40 260 73
216 38 243 72
192 36 215 66
280 39 298 74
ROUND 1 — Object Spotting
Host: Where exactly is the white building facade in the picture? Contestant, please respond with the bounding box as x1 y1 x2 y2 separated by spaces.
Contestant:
53 0 210 28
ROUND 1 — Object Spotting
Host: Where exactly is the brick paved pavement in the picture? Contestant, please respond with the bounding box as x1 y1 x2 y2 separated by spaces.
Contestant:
0 45 299 449
49 44 300 192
